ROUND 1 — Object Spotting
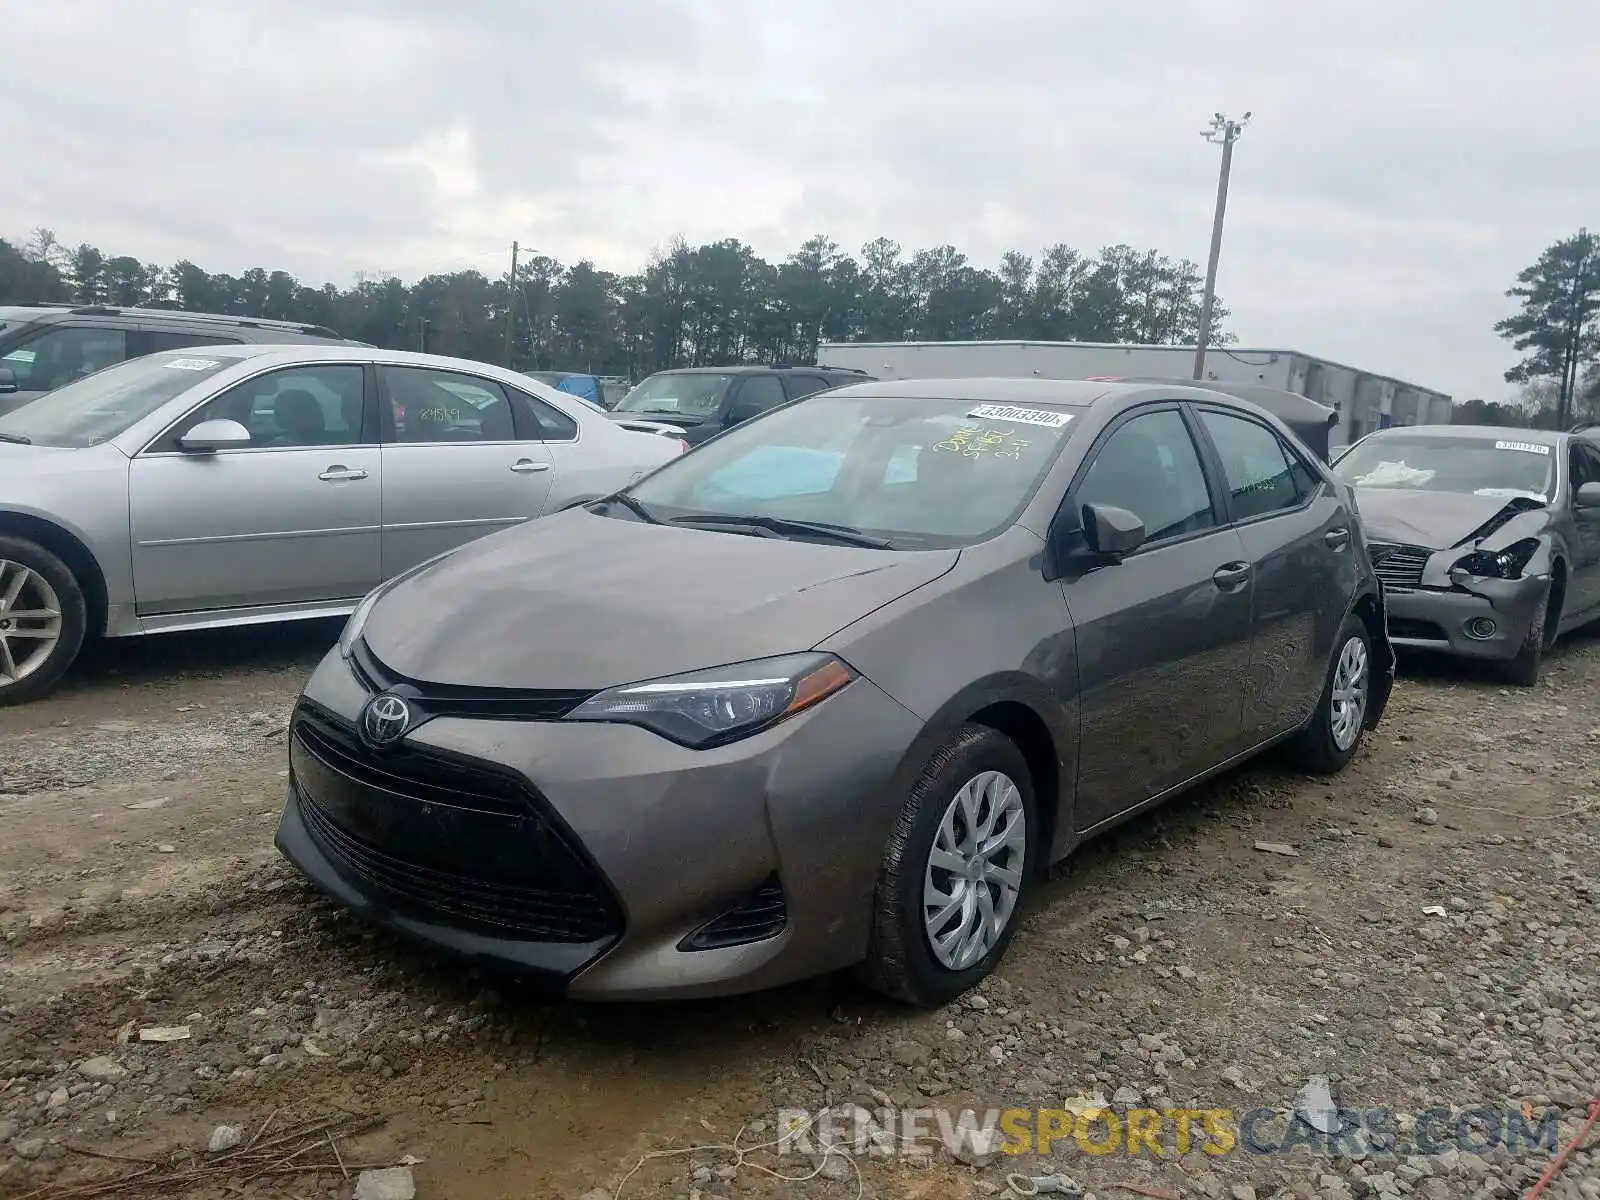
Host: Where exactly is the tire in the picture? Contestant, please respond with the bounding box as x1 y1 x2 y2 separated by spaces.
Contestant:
857 724 1038 1007
1283 613 1372 775
0 535 88 707
1501 586 1550 688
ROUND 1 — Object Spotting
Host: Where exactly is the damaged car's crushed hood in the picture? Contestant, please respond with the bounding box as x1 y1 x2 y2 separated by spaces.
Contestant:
1354 488 1548 549
360 507 960 690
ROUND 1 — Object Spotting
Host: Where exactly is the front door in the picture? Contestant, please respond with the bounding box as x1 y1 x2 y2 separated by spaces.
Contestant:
1061 406 1254 831
128 361 382 615
1566 442 1600 620
1192 404 1358 744
376 364 555 577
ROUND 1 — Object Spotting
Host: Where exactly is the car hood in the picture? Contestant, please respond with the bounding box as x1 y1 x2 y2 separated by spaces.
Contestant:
361 507 960 690
1354 488 1547 550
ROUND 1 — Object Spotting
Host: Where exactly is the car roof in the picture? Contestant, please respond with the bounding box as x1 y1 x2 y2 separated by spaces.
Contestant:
0 304 349 341
645 364 864 376
1359 424 1565 446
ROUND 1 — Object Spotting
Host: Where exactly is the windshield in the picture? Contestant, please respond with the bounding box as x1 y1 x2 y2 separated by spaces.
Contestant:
1333 434 1556 501
623 393 1082 549
612 372 732 418
0 353 236 447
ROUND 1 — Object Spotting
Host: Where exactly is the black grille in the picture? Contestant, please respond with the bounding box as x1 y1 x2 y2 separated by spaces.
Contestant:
680 875 788 951
295 703 527 818
1368 542 1430 591
291 701 622 944
351 639 594 722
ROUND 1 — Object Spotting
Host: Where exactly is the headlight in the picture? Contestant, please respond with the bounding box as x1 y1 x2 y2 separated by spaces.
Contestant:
337 548 462 658
1454 538 1540 580
563 653 856 748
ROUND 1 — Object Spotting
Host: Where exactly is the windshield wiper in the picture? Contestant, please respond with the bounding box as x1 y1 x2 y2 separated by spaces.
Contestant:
669 513 893 548
602 493 664 524
0 433 31 445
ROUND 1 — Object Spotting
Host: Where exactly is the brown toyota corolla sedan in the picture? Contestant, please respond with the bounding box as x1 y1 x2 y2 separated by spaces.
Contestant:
277 378 1395 1006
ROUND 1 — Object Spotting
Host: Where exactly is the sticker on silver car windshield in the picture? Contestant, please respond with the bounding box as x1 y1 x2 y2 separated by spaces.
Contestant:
965 403 1073 428
1494 440 1550 455
165 358 220 371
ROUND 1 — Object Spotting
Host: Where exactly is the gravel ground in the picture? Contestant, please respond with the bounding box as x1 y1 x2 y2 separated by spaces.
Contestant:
0 623 1596 1200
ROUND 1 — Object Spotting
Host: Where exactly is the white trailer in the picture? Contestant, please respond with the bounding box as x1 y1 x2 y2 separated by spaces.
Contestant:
815 340 1453 447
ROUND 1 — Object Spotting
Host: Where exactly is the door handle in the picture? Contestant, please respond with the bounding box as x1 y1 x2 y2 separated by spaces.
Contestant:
1213 561 1252 590
510 459 551 473
1324 527 1350 550
318 466 368 482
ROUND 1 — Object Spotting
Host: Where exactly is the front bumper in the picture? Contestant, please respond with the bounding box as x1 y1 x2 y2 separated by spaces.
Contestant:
275 647 923 1001
1384 575 1550 662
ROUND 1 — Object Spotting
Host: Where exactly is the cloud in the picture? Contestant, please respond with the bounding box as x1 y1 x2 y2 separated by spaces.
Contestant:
2 0 1596 401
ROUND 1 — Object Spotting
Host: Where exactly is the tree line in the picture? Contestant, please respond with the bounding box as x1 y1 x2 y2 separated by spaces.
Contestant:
0 229 1229 380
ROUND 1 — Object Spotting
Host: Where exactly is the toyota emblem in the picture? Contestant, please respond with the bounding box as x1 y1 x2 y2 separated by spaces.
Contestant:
361 693 412 746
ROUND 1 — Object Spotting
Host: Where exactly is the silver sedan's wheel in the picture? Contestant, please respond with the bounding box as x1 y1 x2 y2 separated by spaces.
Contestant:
922 769 1027 971
0 559 63 686
1328 635 1368 752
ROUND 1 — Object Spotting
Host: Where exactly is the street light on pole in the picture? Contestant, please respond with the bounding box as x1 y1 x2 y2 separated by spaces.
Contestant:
1192 111 1250 381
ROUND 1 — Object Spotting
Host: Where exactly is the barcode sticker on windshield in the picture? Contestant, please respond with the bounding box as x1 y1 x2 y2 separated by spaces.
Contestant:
1494 440 1549 455
165 358 219 371
966 403 1073 428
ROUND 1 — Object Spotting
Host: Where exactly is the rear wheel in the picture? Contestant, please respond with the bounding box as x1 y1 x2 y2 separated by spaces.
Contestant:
858 725 1037 1007
1284 614 1371 774
0 536 86 707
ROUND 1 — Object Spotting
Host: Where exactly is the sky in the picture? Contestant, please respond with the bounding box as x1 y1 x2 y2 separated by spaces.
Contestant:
4 0 1596 403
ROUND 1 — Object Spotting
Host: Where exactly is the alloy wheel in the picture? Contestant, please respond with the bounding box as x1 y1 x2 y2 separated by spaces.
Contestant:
922 770 1027 971
0 560 63 686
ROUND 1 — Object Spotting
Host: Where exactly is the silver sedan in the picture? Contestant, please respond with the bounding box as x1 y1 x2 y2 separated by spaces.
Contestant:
0 344 685 704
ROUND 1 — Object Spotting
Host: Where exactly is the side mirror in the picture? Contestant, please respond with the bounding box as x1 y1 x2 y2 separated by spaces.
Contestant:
178 418 252 453
1576 482 1600 510
1082 503 1146 559
0 366 16 395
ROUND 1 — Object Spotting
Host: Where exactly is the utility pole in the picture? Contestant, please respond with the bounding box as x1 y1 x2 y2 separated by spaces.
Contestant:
503 240 519 367
1193 112 1250 381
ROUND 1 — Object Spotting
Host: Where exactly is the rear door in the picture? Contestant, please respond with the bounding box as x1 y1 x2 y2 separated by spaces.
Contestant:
376 364 555 577
1062 404 1254 830
1190 403 1356 746
128 360 382 614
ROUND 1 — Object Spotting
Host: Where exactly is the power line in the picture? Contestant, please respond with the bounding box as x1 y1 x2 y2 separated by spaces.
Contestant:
1193 111 1250 381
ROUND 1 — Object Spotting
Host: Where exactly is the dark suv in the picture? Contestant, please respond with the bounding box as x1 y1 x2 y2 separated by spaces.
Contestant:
0 304 359 415
606 363 873 445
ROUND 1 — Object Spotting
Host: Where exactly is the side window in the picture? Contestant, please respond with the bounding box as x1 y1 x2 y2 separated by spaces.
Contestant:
1 326 128 390
1198 409 1304 520
1280 436 1323 499
509 388 579 441
382 366 515 443
785 375 831 400
137 331 242 354
1076 410 1216 542
726 375 788 425
1570 443 1600 490
182 364 366 449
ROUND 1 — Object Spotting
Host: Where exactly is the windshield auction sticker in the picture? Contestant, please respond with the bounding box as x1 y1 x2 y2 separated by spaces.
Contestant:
966 403 1073 428
165 358 220 371
1494 440 1550 454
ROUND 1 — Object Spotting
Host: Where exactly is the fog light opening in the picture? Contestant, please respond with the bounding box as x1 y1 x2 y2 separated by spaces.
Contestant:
1464 616 1498 640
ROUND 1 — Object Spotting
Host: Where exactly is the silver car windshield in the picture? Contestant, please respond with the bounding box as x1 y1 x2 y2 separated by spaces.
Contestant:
625 393 1082 548
0 353 234 448
1333 434 1555 501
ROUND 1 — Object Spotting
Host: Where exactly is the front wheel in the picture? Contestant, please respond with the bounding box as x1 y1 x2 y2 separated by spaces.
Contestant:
1500 587 1549 688
0 536 87 707
1283 614 1371 774
857 724 1037 1007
